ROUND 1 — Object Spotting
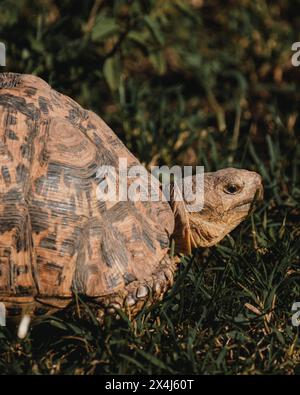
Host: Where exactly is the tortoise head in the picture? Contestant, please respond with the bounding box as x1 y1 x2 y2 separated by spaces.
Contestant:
171 168 264 254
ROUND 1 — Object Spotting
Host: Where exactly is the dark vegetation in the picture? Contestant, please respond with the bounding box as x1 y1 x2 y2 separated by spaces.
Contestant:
0 0 300 374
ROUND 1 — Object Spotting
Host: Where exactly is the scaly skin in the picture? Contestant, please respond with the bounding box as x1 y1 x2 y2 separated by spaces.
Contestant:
0 72 263 323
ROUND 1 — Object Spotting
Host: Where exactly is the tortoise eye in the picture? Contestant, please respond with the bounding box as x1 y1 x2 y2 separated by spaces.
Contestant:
223 183 240 194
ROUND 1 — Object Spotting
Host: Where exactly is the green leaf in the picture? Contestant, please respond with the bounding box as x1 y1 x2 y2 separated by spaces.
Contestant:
149 51 166 75
127 31 148 48
120 354 147 372
174 0 200 22
91 16 119 42
273 329 285 345
136 349 175 373
144 16 164 45
103 55 120 91
48 319 68 331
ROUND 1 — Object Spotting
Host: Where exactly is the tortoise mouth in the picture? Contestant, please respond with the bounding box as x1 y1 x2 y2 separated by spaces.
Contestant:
229 185 264 212
229 199 254 214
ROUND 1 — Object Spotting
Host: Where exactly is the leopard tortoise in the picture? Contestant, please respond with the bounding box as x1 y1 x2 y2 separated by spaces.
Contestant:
0 73 263 323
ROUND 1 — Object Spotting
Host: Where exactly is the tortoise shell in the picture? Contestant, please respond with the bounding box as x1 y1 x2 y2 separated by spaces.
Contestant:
0 73 176 318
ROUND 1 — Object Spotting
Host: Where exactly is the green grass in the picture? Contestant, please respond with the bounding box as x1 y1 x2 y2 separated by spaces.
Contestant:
0 0 300 375
1 129 300 375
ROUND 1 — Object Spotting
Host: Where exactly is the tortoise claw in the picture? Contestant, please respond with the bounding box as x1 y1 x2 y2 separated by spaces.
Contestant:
136 285 149 299
153 281 161 296
164 268 174 286
125 294 136 307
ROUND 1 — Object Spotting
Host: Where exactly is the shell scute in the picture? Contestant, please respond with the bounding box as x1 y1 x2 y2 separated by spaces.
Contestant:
0 73 175 307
